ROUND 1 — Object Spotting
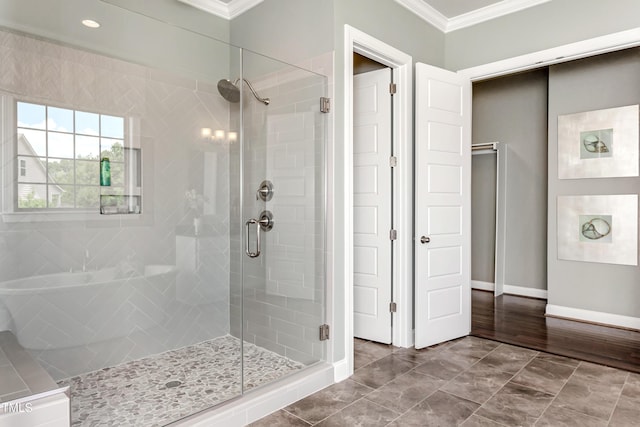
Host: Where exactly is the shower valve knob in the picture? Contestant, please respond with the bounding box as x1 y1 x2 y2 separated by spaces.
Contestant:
256 180 274 202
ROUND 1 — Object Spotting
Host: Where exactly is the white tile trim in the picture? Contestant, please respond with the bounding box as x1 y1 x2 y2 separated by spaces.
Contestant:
546 304 640 331
177 0 264 20
177 363 334 426
394 0 551 33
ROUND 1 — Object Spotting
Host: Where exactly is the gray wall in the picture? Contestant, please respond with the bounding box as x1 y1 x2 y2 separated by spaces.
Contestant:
230 0 333 66
547 47 640 317
472 70 549 291
445 0 640 71
471 153 497 284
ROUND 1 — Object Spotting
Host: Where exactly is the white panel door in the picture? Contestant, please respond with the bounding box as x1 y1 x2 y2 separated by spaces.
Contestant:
414 63 471 349
353 68 392 344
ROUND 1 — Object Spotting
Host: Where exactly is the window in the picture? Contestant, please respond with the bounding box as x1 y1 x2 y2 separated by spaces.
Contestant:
16 102 125 210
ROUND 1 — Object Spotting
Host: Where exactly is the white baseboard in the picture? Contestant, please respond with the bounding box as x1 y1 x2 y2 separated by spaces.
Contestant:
546 304 640 331
471 281 548 299
471 280 494 291
503 285 547 299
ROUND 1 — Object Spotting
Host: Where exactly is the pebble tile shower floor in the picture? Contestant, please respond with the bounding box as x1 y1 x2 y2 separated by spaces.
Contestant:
58 335 304 426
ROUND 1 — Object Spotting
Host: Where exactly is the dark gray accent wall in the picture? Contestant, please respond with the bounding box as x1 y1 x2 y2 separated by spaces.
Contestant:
471 153 497 284
547 47 640 317
472 69 549 291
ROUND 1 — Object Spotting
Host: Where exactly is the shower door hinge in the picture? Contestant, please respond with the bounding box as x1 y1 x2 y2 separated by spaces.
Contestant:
319 324 330 341
389 83 397 95
389 229 397 240
320 97 331 113
389 156 398 168
390 302 397 313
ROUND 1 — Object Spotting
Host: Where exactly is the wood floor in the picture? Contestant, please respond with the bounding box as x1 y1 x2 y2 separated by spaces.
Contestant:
471 289 640 374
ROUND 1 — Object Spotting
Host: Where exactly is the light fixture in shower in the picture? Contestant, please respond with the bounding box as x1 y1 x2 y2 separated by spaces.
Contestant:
217 78 270 105
81 19 101 29
201 128 237 144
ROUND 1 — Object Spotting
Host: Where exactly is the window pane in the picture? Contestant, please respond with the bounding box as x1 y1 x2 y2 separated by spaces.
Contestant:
17 102 46 129
101 115 124 139
48 132 74 158
18 129 46 156
57 185 75 208
18 183 47 208
48 185 67 208
76 160 99 185
76 135 100 160
101 139 124 161
110 162 124 186
75 186 99 209
76 111 99 136
47 107 73 132
17 156 46 183
48 158 74 184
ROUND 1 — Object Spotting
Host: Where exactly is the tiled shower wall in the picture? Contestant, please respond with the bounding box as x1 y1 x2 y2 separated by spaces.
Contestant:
0 29 233 380
230 55 331 366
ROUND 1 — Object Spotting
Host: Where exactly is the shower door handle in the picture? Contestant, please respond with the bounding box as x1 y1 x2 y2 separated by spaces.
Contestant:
245 211 274 258
245 218 261 258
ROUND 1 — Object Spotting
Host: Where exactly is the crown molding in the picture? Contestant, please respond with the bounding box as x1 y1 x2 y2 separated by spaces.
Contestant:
178 0 264 20
394 0 551 33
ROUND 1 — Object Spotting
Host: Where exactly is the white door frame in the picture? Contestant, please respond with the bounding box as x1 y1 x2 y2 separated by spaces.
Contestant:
337 25 640 381
341 25 413 378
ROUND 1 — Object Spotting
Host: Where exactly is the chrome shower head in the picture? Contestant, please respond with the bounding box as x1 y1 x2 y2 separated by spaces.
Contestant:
217 78 270 105
217 79 240 103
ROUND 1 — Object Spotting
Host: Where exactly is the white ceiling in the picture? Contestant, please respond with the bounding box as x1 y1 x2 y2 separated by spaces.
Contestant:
178 0 551 32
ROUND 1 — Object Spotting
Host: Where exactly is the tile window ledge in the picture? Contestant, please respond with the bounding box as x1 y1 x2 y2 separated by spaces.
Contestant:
2 211 142 223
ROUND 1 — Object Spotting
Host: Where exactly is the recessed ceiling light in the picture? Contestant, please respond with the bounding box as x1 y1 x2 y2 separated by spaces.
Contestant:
82 19 101 29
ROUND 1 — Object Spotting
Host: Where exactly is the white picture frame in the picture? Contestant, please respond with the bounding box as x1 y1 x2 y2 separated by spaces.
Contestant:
557 195 638 266
557 105 639 179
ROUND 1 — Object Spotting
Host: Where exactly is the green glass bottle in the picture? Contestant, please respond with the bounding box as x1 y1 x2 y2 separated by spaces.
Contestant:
100 157 111 186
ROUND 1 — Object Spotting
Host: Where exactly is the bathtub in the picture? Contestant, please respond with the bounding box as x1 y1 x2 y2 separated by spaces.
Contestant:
0 265 177 350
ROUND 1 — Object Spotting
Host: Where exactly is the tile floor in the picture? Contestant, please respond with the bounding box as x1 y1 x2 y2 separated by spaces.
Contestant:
250 336 640 426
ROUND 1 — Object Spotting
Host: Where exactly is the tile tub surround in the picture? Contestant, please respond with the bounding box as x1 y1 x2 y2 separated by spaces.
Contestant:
60 336 303 426
0 331 67 404
251 337 640 426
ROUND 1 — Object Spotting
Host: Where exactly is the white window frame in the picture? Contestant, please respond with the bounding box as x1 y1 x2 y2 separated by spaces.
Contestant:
1 94 142 222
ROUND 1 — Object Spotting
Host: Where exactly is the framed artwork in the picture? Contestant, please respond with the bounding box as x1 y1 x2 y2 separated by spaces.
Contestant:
557 195 638 266
557 105 639 179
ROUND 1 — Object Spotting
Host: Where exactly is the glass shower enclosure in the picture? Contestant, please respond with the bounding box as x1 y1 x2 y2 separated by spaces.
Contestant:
0 1 327 425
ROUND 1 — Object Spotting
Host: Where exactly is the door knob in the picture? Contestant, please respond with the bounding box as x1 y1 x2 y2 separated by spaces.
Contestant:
420 236 430 244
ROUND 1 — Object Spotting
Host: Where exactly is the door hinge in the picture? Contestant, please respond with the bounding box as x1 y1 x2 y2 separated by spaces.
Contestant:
319 324 330 341
389 156 398 168
320 97 331 113
390 302 397 313
389 83 397 95
389 229 397 240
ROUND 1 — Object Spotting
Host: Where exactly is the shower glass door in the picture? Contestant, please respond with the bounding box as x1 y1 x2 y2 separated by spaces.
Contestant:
236 49 327 392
